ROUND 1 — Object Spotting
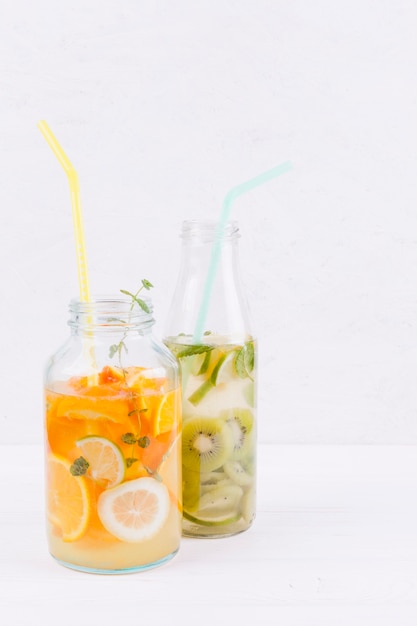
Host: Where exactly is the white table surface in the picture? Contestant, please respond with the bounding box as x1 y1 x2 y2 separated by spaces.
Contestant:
1 444 417 625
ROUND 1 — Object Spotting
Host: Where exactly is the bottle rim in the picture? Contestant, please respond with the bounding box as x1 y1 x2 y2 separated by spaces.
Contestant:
180 220 240 241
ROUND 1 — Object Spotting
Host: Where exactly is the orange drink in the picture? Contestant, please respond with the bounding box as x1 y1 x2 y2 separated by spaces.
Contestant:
44 295 181 573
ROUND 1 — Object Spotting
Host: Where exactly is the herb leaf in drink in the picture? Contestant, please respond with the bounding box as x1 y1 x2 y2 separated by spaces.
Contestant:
177 345 214 359
70 456 90 476
235 342 255 380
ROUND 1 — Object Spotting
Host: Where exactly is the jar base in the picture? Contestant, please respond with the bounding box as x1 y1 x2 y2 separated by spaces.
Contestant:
51 548 179 575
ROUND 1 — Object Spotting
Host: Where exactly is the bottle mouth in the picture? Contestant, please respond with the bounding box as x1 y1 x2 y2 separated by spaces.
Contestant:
181 220 240 242
68 295 154 330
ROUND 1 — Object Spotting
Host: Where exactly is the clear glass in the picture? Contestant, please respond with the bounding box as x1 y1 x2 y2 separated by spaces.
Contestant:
44 296 181 573
164 220 257 538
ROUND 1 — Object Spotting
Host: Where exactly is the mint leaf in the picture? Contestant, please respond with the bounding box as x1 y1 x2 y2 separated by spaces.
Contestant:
109 344 119 358
133 297 150 314
121 432 137 445
142 279 154 290
244 342 255 374
70 456 89 476
120 289 136 299
138 436 150 449
125 457 139 468
235 348 248 378
235 342 255 379
177 345 214 359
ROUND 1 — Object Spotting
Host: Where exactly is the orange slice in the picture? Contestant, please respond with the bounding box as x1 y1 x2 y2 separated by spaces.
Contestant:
99 365 125 385
75 436 125 488
47 454 90 542
97 477 169 542
151 389 180 437
124 366 167 393
56 394 130 423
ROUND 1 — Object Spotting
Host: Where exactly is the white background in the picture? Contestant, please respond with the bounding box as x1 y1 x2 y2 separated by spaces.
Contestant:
2 0 417 445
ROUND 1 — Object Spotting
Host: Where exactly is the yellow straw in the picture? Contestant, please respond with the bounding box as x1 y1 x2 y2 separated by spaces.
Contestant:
37 120 91 303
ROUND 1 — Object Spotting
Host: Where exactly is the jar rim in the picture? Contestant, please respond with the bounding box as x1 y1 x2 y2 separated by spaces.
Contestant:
68 295 154 330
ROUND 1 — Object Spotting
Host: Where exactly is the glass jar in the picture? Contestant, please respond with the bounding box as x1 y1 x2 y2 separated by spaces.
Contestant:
164 220 257 538
44 294 181 573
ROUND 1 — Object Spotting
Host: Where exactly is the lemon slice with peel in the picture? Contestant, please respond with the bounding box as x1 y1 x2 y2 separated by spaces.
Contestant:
97 477 170 542
76 436 125 488
47 454 90 542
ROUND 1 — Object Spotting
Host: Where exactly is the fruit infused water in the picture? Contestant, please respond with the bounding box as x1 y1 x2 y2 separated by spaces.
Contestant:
44 294 181 573
165 334 256 537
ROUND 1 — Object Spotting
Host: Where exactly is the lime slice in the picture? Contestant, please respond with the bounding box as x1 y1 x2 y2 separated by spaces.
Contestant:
189 350 212 376
214 350 240 385
188 349 238 406
76 436 125 488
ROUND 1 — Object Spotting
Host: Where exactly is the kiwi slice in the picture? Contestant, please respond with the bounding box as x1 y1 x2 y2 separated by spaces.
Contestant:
183 510 241 527
224 461 253 487
200 470 228 484
200 478 233 495
240 487 256 524
220 408 254 461
184 484 243 525
183 469 201 512
182 416 234 473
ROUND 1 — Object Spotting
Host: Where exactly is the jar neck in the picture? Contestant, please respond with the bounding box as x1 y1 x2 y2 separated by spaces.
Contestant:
68 296 155 334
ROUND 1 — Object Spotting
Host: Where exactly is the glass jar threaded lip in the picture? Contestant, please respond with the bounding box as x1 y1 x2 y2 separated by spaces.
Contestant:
68 295 154 331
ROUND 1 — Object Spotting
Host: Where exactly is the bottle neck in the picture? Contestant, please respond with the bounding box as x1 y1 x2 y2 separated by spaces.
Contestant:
165 220 252 341
68 296 155 335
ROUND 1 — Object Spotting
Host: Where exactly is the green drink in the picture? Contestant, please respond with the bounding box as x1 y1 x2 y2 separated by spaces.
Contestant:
164 220 258 538
165 334 257 537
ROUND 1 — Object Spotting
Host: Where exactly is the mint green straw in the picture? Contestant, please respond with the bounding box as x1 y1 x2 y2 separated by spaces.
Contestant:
193 160 292 342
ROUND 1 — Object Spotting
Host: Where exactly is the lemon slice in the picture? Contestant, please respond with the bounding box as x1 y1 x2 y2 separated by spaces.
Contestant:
97 477 170 542
47 454 90 542
76 436 125 488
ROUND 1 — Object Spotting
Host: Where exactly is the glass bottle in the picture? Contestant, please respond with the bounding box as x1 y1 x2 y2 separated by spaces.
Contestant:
44 294 181 573
164 220 257 538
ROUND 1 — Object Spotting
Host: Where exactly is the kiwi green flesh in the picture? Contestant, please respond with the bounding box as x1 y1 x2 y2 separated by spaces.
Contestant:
182 470 201 512
183 484 243 524
182 416 234 473
223 461 253 486
220 408 254 461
